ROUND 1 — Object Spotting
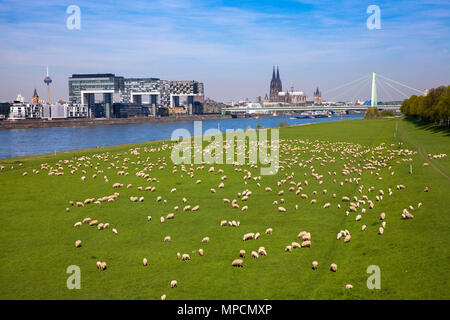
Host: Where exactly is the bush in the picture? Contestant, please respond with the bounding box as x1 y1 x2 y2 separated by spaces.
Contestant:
279 121 289 127
380 110 394 117
364 107 380 119
257 124 262 129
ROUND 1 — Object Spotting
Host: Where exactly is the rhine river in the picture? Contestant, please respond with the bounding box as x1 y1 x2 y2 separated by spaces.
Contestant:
0 114 364 159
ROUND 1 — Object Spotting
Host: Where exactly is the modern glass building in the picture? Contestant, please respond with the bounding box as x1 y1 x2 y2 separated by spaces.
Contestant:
68 73 204 118
68 73 124 118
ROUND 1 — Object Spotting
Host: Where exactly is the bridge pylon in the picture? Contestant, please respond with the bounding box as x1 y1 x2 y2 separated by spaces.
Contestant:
371 72 378 107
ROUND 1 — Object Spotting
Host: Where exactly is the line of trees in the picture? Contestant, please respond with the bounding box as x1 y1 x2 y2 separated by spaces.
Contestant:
400 85 450 125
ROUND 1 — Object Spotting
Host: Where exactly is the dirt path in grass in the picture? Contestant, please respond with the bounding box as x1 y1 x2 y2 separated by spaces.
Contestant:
396 118 449 181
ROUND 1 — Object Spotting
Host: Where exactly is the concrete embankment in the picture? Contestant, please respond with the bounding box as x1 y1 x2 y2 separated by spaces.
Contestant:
0 114 232 130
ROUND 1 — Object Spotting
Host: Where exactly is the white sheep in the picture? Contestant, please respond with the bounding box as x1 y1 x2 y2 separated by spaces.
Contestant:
182 254 190 261
251 251 259 259
232 259 243 267
330 263 337 272
312 261 318 270
292 242 301 249
202 236 210 243
170 280 177 288
265 228 273 234
143 258 148 266
75 240 82 248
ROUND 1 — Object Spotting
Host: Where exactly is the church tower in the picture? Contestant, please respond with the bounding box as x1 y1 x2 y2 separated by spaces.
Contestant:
313 87 322 105
32 88 39 104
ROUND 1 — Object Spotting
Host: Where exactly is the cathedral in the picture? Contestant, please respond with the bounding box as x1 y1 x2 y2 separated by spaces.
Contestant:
268 66 307 104
269 66 283 102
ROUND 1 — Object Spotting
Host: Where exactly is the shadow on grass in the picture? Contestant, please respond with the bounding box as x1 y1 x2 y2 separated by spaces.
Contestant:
403 116 450 137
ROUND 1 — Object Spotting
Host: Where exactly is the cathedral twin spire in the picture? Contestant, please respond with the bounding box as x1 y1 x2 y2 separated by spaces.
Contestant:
269 66 282 102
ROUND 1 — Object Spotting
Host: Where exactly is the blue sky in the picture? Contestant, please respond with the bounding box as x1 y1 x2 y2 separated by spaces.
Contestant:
0 0 449 102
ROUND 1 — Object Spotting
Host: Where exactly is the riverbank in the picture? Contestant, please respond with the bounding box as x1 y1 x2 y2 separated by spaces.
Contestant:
0 114 232 130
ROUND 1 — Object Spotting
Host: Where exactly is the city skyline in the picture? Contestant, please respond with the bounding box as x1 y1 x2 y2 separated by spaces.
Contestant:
0 0 449 102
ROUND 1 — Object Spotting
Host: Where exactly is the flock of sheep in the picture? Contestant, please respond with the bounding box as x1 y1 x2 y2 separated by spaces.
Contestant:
12 135 431 299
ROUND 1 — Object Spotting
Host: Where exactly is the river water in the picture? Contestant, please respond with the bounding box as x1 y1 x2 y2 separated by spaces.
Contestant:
0 113 364 159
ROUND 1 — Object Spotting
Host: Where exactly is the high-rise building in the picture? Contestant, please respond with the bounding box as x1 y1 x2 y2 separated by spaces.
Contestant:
313 87 322 105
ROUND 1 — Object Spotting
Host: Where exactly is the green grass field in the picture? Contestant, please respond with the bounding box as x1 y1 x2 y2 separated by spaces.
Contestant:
0 117 449 300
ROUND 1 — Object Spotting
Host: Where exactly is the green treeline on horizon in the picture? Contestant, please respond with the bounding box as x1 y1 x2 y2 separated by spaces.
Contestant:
400 85 450 125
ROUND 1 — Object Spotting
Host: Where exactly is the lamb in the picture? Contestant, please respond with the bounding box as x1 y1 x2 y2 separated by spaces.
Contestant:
143 258 148 266
312 261 318 270
344 234 351 243
202 236 210 243
380 212 386 220
147 216 152 221
177 252 181 260
170 280 177 288
265 228 273 234
330 263 337 272
161 294 166 300
378 227 384 235
285 245 292 252
160 217 165 223
232 259 244 267
362 225 367 231
112 228 118 235
251 251 259 259
198 249 204 256
164 236 171 242
182 254 190 261
75 240 82 248
240 250 246 258
346 284 353 289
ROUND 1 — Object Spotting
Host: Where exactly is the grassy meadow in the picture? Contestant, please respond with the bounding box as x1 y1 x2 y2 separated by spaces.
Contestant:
0 117 449 300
